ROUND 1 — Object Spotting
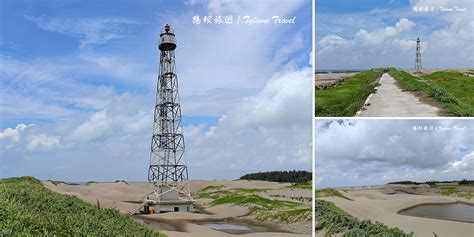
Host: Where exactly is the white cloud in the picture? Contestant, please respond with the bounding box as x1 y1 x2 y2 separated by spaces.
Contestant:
410 0 472 11
27 134 61 151
0 124 61 152
185 65 312 179
356 18 415 45
392 39 417 51
316 120 474 188
227 68 312 128
317 18 419 68
25 16 140 48
444 152 474 173
317 35 348 52
69 111 110 142
424 17 474 67
0 124 33 142
68 93 152 143
316 2 473 69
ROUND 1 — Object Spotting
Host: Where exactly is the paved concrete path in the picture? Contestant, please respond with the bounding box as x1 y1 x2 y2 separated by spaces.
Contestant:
358 73 440 117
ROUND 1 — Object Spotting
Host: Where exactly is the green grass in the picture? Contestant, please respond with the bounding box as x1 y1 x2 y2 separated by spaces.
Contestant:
389 69 474 116
199 185 224 192
438 187 459 196
198 185 309 223
316 199 413 237
291 181 312 190
234 188 270 193
316 188 354 201
0 177 165 236
315 69 384 116
437 187 473 199
258 208 312 223
195 185 228 198
211 194 298 209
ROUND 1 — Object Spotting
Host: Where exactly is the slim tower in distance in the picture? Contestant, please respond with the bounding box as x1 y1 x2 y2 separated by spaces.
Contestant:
415 37 422 74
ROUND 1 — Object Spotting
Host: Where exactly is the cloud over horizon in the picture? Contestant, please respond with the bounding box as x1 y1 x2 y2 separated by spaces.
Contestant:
316 0 474 69
315 120 474 188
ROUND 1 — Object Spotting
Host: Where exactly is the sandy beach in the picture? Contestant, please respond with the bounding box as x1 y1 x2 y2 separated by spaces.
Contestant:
318 185 474 237
44 180 311 237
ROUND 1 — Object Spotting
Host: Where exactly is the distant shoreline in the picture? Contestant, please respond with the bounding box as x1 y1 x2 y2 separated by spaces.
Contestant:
315 69 365 74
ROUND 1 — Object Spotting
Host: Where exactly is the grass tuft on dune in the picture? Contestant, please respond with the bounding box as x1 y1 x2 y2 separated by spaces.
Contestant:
316 188 354 201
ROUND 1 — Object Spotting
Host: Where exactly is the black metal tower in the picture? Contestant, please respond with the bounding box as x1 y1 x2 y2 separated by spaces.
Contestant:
148 24 191 200
415 37 422 74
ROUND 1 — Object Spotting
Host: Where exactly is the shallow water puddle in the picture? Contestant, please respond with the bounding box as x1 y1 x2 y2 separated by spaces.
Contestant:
200 223 252 234
399 203 474 223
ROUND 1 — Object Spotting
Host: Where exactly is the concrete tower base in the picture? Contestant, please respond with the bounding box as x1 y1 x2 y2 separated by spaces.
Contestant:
140 186 194 214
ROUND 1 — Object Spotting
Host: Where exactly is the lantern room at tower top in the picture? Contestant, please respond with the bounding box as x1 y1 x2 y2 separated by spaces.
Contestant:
159 24 177 51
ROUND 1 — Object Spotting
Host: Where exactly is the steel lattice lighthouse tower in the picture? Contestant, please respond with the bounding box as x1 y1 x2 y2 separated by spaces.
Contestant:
146 24 193 213
415 37 422 74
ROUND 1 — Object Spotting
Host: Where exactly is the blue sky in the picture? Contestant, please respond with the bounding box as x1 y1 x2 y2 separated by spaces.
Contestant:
316 0 474 69
316 120 474 188
0 0 312 181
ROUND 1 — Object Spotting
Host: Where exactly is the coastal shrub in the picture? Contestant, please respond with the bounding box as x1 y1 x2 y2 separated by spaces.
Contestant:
240 170 311 183
258 208 312 223
0 177 165 236
114 180 129 184
458 179 474 185
388 181 420 185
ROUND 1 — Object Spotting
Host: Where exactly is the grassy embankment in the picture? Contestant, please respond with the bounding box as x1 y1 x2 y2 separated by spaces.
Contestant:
316 199 414 237
0 177 165 236
315 69 384 116
196 185 311 223
389 69 474 116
